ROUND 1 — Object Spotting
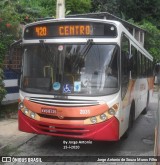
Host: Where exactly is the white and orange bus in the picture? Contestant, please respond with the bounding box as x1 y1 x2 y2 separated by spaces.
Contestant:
17 18 154 141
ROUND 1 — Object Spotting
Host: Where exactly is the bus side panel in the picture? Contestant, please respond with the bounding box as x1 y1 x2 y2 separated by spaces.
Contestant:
134 78 148 119
119 76 154 137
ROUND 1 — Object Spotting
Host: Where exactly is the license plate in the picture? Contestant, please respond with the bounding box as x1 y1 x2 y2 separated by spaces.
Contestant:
41 108 57 114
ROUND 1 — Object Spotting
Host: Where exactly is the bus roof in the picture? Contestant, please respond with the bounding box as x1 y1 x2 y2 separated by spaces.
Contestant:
24 17 121 27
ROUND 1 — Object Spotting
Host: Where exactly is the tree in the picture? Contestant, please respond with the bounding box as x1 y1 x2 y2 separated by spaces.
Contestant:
91 0 120 16
118 0 160 25
66 0 91 14
17 0 56 20
91 0 160 26
16 0 92 18
38 0 56 17
0 0 21 37
0 35 7 103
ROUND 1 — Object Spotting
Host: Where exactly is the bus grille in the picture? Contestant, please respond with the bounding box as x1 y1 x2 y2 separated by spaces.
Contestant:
29 97 100 107
38 124 89 136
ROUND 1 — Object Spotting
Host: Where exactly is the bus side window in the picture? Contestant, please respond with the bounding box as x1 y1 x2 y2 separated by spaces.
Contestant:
137 51 141 77
150 62 153 76
154 63 159 76
131 45 138 78
141 54 145 77
121 34 130 99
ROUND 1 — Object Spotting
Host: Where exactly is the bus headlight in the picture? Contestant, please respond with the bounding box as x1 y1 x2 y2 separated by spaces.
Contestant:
100 114 107 121
30 112 36 119
18 102 24 109
24 108 29 115
108 108 116 116
20 104 40 121
90 116 97 124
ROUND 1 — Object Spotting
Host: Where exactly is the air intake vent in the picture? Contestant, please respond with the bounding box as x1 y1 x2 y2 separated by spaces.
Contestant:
29 97 100 107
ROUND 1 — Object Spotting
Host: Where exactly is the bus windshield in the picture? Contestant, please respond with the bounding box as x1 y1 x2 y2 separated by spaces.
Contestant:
21 43 119 96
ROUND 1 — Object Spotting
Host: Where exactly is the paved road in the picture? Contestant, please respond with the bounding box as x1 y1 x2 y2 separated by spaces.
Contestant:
3 92 158 165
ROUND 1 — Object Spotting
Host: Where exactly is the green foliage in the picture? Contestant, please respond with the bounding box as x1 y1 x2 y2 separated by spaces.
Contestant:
0 35 7 103
0 1 21 38
0 67 6 103
66 0 91 14
17 0 56 19
91 0 120 16
91 0 160 26
38 0 56 17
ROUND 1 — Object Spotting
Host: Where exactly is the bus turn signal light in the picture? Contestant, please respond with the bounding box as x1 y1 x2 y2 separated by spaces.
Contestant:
19 103 40 121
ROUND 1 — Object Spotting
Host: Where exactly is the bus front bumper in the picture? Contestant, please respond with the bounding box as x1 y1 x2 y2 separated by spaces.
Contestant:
18 110 119 141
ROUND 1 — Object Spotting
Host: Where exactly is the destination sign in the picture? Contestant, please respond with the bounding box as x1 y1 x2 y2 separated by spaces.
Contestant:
24 21 117 39
59 25 91 36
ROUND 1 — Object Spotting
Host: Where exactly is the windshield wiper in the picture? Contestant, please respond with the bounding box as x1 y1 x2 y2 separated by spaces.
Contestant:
39 39 55 66
72 39 93 71
39 40 51 54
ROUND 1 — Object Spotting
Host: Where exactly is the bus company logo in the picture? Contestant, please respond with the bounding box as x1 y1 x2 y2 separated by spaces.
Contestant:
58 115 64 119
41 108 57 114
